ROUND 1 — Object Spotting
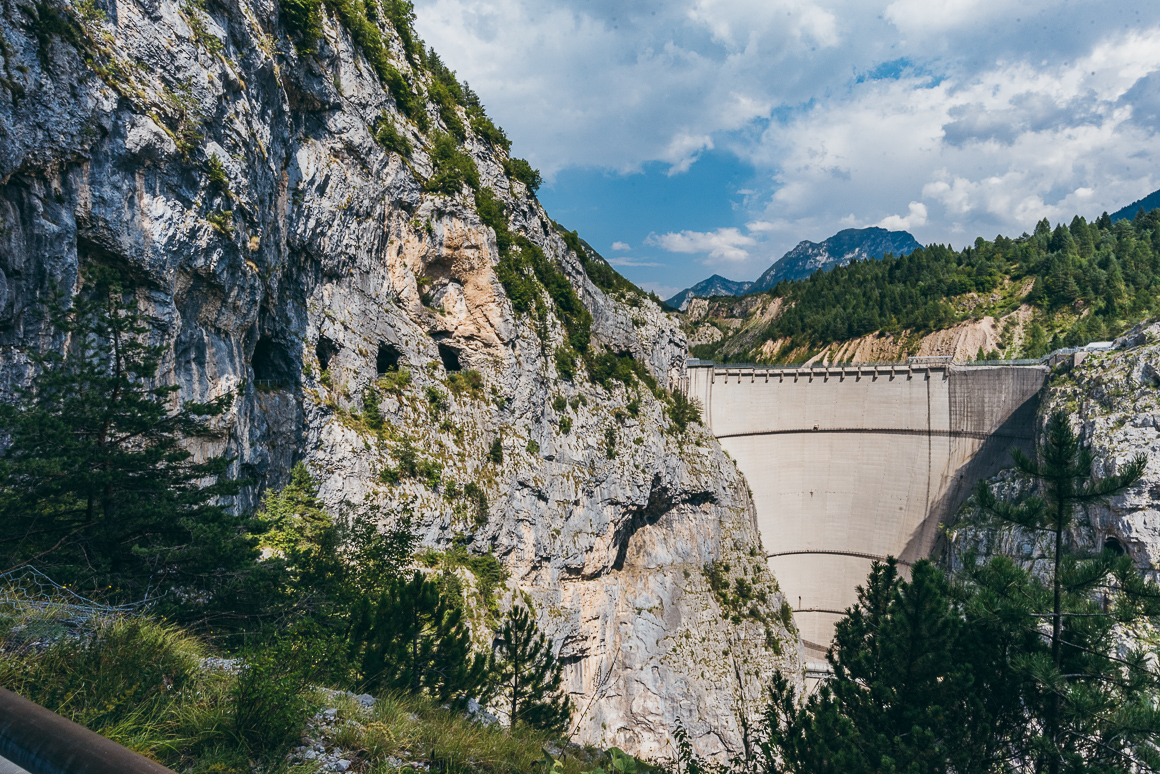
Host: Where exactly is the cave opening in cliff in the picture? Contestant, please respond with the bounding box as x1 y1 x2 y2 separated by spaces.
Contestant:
377 343 401 373
252 336 293 386
1104 536 1126 555
437 342 461 372
316 336 338 373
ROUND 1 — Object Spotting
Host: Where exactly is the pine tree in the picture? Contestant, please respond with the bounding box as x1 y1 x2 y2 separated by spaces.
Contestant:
975 409 1152 772
348 570 490 705
491 604 571 733
0 269 251 599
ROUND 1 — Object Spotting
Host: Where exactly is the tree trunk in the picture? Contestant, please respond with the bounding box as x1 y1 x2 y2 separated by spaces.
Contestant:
1048 506 1064 774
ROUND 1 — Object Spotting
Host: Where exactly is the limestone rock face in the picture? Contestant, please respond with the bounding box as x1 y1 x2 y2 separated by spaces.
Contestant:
948 322 1160 579
0 0 799 758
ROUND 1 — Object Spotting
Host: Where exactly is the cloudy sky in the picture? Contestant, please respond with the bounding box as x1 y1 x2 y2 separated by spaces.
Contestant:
411 0 1160 300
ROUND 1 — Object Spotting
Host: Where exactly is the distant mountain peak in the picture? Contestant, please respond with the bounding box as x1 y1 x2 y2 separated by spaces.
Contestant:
748 227 921 292
665 275 752 310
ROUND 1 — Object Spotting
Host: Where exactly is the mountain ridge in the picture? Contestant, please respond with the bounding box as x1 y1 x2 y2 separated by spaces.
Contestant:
1111 188 1160 222
665 274 752 310
749 226 922 292
665 226 921 311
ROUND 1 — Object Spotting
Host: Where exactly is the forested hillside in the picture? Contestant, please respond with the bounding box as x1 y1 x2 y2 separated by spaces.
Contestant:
690 210 1160 364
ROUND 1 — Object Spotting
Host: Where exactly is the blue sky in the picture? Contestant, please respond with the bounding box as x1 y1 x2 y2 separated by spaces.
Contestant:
412 0 1160 300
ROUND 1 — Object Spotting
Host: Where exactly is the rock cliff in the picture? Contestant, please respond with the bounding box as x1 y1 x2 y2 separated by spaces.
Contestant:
947 322 1160 581
0 0 799 758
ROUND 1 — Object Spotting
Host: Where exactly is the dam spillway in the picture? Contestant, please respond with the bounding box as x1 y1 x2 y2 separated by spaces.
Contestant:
684 360 1048 653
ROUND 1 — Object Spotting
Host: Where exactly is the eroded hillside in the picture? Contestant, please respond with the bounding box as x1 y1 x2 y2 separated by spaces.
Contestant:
0 0 798 758
688 217 1160 365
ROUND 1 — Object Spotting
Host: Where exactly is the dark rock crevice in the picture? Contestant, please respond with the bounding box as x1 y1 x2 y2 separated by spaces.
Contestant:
612 477 716 571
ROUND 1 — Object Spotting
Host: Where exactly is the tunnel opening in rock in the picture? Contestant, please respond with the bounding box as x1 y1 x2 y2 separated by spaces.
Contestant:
252 337 294 386
437 342 461 372
377 342 401 374
316 336 338 373
1104 536 1125 555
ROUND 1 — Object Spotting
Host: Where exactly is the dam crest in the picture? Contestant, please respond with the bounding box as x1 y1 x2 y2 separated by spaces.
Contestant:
684 358 1049 654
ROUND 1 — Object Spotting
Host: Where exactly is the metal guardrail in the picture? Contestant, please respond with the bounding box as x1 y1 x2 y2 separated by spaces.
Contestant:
0 689 177 774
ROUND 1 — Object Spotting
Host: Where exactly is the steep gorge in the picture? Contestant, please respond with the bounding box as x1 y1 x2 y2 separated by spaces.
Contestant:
0 0 799 759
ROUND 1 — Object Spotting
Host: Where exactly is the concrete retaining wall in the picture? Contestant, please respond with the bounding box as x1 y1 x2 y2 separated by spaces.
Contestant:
686 363 1047 651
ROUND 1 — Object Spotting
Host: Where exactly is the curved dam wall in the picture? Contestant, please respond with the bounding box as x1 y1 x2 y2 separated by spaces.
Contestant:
685 361 1048 653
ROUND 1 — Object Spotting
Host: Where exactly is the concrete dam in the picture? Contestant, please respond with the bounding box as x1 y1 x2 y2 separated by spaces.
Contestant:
684 359 1048 653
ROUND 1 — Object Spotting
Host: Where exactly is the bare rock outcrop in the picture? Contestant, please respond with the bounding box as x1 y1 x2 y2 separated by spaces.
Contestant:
947 321 1160 579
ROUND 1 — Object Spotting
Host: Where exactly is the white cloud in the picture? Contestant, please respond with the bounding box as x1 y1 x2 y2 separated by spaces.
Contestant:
608 257 666 267
611 241 632 251
647 228 757 262
884 0 1014 34
877 201 928 230
744 24 1160 253
413 0 1160 280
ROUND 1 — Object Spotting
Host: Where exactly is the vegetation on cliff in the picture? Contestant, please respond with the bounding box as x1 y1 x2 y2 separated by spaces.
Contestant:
692 210 1160 364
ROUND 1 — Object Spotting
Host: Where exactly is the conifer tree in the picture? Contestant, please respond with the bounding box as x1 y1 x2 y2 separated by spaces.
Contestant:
492 604 571 733
975 409 1153 772
348 570 490 705
0 269 250 599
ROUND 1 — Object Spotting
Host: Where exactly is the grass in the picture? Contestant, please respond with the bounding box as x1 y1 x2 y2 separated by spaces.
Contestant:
0 598 626 774
318 690 611 774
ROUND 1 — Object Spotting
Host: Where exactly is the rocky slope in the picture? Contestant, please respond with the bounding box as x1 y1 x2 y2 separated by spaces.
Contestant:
947 321 1160 581
0 0 799 759
684 285 1037 365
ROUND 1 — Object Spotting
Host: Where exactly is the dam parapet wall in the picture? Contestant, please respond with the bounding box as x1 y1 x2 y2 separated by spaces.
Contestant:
685 359 1048 652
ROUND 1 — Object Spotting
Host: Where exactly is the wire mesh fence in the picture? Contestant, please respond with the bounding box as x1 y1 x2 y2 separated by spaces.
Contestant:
0 566 153 654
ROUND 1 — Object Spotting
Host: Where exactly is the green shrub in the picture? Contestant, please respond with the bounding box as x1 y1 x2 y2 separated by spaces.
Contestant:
558 226 639 297
488 438 503 464
231 646 313 754
383 0 421 65
383 65 426 129
205 152 231 194
426 60 467 141
2 618 202 728
469 109 510 151
503 157 541 193
604 426 617 459
183 0 223 54
555 347 577 381
558 416 572 434
426 132 479 195
475 187 513 253
552 395 567 413
462 481 489 527
425 385 449 414
378 367 411 392
362 386 383 430
280 0 322 52
323 0 391 82
207 209 234 236
589 351 654 392
446 369 484 398
667 391 702 432
374 112 411 157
